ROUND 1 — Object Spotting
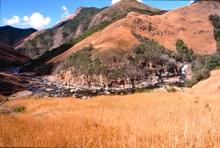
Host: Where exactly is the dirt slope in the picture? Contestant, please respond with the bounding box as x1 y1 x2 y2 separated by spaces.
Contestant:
49 1 220 64
192 70 220 94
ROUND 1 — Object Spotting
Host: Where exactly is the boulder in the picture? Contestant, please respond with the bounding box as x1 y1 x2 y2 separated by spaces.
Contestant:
8 91 33 100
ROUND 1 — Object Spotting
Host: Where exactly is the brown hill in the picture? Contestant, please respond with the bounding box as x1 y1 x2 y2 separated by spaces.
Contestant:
192 70 220 94
15 0 164 59
88 0 163 29
0 26 37 47
0 26 35 68
50 1 220 64
0 43 30 68
15 7 103 59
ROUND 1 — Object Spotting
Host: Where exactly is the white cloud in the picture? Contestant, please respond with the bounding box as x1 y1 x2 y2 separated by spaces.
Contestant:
23 12 51 29
3 16 20 25
23 16 29 21
62 6 70 18
112 0 143 4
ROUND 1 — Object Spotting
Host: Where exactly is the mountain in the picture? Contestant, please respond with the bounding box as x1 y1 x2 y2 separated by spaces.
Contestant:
88 0 164 29
0 43 30 68
44 1 220 89
15 7 102 59
15 0 164 59
50 1 220 63
0 26 37 47
0 26 34 68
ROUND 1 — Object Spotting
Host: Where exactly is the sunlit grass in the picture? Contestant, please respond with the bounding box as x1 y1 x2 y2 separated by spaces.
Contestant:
1 92 220 147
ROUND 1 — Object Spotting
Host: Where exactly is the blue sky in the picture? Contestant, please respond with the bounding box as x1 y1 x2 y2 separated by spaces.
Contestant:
0 0 193 30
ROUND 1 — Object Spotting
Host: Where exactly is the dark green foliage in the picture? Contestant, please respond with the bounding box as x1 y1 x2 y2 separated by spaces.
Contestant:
209 14 220 29
129 8 166 16
186 53 220 87
13 106 25 113
209 14 220 51
176 39 195 62
205 54 220 70
132 33 180 64
58 34 180 82
62 45 107 76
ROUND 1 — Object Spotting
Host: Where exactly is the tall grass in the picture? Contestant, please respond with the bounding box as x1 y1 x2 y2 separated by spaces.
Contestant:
1 92 220 147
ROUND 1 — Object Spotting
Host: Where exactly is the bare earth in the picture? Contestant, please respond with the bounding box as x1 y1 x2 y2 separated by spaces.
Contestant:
1 70 220 147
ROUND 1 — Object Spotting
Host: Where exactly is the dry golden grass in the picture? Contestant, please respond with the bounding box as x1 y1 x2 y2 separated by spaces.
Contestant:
1 90 220 147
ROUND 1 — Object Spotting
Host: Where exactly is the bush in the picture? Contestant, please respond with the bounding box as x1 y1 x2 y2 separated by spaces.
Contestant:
176 39 195 62
164 85 177 93
205 54 220 70
209 14 220 52
61 45 107 76
13 106 25 113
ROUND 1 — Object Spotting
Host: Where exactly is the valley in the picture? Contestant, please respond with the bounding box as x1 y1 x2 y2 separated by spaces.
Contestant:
1 0 220 147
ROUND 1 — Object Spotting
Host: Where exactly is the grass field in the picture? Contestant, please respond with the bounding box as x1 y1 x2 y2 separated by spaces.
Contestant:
1 90 220 147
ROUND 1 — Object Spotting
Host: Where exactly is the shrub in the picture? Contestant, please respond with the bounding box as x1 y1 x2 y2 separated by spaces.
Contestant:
61 45 107 76
176 39 195 62
209 14 220 52
205 54 220 70
164 85 177 93
13 106 25 113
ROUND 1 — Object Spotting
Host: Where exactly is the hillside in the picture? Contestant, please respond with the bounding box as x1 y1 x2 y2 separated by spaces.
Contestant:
15 0 164 59
192 70 220 94
0 26 35 68
0 43 30 68
0 72 29 95
45 1 220 89
0 26 37 47
51 1 220 62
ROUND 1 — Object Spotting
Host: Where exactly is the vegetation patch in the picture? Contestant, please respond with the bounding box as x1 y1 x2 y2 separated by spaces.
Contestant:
60 45 107 76
185 14 220 87
209 14 220 52
13 106 25 113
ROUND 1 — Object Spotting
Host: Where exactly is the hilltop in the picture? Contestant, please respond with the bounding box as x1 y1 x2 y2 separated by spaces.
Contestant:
45 1 220 90
15 0 163 59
